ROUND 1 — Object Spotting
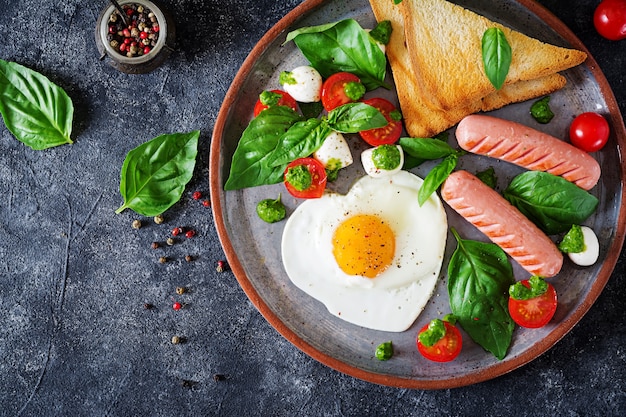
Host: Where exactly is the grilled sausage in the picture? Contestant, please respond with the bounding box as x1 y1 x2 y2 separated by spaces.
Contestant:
441 170 563 277
455 114 601 190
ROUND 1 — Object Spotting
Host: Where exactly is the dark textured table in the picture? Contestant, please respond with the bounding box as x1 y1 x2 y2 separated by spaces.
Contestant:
0 0 624 416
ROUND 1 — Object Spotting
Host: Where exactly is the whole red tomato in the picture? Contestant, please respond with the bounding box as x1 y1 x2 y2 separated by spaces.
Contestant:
569 112 610 152
594 0 626 41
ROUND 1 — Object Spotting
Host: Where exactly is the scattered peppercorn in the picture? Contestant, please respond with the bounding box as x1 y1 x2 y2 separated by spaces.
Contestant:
176 286 186 295
132 219 142 229
172 227 183 236
151 242 160 249
192 191 202 200
185 255 193 262
144 303 154 310
159 256 167 264
181 379 197 389
154 214 164 224
185 229 196 238
172 301 182 311
216 260 226 272
213 374 226 382
166 237 175 246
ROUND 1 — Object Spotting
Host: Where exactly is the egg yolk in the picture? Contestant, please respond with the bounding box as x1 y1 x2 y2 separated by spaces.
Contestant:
332 214 395 278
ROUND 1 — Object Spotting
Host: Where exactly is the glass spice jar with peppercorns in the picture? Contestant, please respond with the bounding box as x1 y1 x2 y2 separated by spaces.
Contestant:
95 0 175 74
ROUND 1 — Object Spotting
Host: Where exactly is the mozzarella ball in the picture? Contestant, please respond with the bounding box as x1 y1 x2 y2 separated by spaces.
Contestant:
313 131 353 170
279 65 322 103
568 226 600 266
361 145 404 178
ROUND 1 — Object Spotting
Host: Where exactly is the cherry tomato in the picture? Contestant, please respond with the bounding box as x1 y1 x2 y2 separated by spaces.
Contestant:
253 89 298 117
358 97 403 146
569 112 610 152
283 157 327 199
508 279 558 328
593 0 626 41
416 321 462 362
321 72 365 111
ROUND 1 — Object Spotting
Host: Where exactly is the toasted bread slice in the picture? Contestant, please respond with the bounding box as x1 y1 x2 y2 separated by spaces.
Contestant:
400 0 586 111
369 0 570 138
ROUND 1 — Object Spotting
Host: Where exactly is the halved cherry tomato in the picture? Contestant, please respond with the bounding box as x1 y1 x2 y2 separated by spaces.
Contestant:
321 72 365 111
508 279 558 328
593 0 626 41
358 97 402 146
417 320 462 362
253 89 298 117
283 157 327 199
569 112 610 152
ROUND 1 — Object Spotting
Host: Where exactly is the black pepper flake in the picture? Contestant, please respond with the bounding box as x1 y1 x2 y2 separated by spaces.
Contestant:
213 374 227 382
181 379 198 389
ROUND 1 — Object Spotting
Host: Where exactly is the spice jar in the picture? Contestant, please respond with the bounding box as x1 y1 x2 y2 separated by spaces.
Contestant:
95 0 175 74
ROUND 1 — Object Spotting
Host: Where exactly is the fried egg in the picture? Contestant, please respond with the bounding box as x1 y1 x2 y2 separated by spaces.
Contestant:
281 170 447 332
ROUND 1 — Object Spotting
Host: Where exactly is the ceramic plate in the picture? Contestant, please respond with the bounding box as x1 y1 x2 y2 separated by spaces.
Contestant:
209 0 626 388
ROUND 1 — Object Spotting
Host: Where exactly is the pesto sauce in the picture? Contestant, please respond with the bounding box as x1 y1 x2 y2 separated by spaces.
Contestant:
372 145 401 170
285 164 312 191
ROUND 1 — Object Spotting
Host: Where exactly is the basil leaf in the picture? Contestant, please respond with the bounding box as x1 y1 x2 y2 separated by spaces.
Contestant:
268 118 332 167
225 106 304 190
326 102 387 133
482 28 512 90
286 19 388 90
399 137 457 160
503 171 599 235
0 59 73 150
418 153 459 206
448 229 515 360
116 131 199 216
369 20 392 45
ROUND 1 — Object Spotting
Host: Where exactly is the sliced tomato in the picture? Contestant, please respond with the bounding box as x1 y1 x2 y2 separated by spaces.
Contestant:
569 112 610 153
358 97 402 146
416 321 462 362
283 157 327 199
321 72 365 111
253 89 298 117
508 279 558 328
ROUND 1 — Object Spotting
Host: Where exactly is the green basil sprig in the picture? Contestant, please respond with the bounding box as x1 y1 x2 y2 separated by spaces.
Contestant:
399 136 457 161
325 102 387 133
116 130 199 216
399 133 451 169
447 228 515 360
267 118 331 167
268 102 386 168
0 59 74 150
285 19 388 90
503 171 598 235
225 106 304 191
482 27 512 90
227 103 386 189
418 153 460 206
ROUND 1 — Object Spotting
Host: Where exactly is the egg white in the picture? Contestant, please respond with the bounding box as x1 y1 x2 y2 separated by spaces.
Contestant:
281 170 448 332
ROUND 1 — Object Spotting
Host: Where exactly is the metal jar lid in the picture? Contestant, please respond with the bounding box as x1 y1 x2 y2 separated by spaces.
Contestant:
95 0 175 74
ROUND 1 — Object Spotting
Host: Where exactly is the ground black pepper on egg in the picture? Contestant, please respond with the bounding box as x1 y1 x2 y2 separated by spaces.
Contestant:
107 3 160 58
